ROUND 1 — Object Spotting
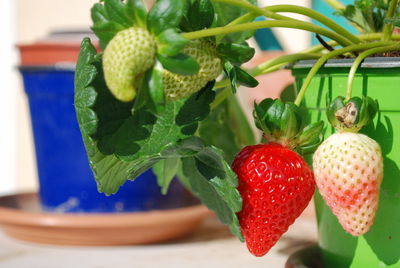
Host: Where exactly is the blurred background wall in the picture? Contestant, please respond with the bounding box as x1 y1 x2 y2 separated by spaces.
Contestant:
0 0 17 194
6 0 311 194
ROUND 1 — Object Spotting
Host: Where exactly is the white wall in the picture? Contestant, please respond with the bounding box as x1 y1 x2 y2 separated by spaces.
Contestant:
0 0 17 194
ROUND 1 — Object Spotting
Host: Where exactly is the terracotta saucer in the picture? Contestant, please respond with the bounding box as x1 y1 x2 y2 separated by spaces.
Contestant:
0 193 211 246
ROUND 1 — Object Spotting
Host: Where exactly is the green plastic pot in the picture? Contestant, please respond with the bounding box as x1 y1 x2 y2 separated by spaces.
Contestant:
292 57 400 268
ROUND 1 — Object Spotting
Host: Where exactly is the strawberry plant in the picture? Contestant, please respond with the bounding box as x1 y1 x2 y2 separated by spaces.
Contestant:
74 0 400 259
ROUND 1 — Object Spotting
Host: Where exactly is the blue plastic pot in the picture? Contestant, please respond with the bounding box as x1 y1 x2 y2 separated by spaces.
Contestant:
20 66 188 213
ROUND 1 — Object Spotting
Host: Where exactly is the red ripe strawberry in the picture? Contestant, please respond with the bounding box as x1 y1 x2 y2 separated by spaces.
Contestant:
232 143 315 257
231 99 324 257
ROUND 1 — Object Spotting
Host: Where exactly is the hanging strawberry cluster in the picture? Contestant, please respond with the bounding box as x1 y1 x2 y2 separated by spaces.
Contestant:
74 0 387 259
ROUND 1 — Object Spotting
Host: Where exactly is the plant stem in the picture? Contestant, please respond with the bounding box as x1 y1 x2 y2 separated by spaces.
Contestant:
294 41 396 106
345 44 400 100
212 0 295 41
383 0 399 41
304 33 400 53
211 0 290 21
251 53 322 76
323 0 345 11
214 79 231 89
213 4 360 44
211 33 400 109
266 5 361 44
359 33 400 41
211 64 286 109
183 20 353 47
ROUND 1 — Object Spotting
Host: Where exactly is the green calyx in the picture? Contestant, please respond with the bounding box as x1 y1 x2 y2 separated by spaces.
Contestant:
327 96 378 133
253 98 324 154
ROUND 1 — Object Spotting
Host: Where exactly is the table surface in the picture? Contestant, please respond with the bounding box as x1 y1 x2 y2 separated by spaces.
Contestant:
0 214 317 268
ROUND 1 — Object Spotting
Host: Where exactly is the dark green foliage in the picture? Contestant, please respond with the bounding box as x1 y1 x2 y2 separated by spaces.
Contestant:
335 0 399 32
253 98 324 154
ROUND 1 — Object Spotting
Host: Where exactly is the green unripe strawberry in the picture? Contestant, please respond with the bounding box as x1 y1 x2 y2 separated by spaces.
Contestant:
163 39 222 101
103 27 157 102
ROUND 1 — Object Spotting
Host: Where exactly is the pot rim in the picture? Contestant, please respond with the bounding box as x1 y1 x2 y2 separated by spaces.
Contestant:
18 63 76 72
292 56 400 69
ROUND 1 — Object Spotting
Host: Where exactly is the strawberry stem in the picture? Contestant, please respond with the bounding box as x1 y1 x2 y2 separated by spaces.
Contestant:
210 33 400 109
345 43 400 101
250 53 322 76
294 41 397 106
383 0 399 41
304 33 400 53
323 0 345 11
182 20 354 47
211 0 291 21
226 4 361 45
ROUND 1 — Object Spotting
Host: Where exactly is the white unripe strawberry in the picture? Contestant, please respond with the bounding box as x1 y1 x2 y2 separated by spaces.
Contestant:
102 27 157 102
313 132 383 236
163 39 222 101
312 96 383 236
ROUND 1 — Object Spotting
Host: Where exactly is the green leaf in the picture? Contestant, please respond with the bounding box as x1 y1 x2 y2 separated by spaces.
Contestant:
175 160 192 191
280 103 300 140
223 61 238 92
253 99 273 134
335 1 389 33
163 137 243 239
148 0 186 35
182 155 243 241
126 0 148 28
296 121 324 146
91 19 124 49
181 0 215 31
153 157 180 194
297 139 323 155
75 44 242 238
210 174 241 213
266 99 285 136
223 61 258 91
385 17 400 27
75 38 135 193
158 53 200 75
175 84 216 135
91 0 138 49
104 0 133 28
235 67 259 88
80 58 215 194
199 95 255 163
147 61 165 112
217 42 255 65
195 147 226 180
337 5 373 32
213 0 258 42
75 38 99 140
156 29 188 56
